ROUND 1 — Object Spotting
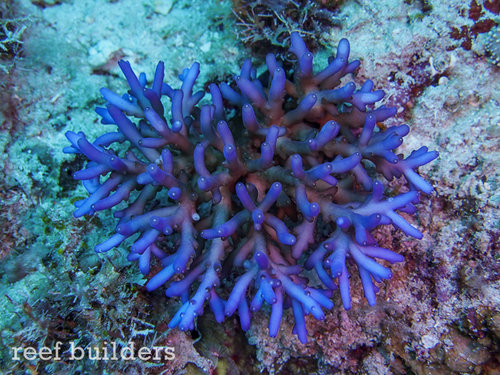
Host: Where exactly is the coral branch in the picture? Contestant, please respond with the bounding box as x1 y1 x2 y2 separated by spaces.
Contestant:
65 31 438 343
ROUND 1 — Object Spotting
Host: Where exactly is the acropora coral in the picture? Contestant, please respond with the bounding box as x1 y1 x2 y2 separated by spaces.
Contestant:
64 32 438 343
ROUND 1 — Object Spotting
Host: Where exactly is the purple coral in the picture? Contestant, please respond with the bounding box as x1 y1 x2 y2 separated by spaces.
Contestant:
64 32 438 343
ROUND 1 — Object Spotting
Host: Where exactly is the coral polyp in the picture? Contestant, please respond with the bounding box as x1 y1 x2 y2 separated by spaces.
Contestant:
64 32 438 343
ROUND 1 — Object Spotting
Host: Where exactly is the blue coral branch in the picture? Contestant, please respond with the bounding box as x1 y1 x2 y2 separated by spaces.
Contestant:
64 31 438 343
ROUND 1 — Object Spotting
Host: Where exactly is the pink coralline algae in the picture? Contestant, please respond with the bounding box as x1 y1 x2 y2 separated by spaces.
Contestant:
64 32 438 343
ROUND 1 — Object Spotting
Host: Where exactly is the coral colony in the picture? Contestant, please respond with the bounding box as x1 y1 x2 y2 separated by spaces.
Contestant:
64 32 438 343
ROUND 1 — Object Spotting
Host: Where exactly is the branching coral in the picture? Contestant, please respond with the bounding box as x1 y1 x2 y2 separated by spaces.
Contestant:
64 32 438 343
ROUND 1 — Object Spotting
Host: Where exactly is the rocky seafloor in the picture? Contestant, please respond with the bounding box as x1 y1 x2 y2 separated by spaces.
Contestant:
0 0 498 374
